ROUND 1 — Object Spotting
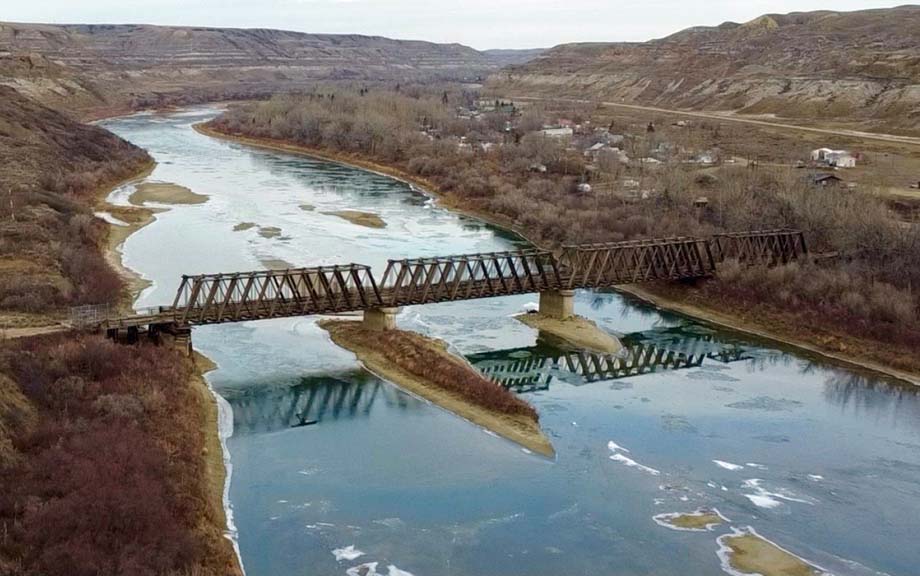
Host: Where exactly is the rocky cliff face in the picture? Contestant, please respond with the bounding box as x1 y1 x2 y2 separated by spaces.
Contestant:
488 6 920 134
0 23 519 117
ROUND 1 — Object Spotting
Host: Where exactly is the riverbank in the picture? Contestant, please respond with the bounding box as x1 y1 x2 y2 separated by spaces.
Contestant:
93 160 159 311
621 284 920 387
320 319 555 457
198 122 920 388
91 149 241 573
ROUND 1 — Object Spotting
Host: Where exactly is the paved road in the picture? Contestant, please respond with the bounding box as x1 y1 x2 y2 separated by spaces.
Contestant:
512 96 920 148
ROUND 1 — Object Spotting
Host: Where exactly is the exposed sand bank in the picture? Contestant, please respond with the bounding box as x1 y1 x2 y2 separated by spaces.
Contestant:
299 203 315 211
257 226 283 238
323 209 387 229
320 319 554 457
129 182 209 206
717 528 824 576
91 161 159 312
516 312 622 354
233 222 257 231
260 258 295 270
653 509 727 532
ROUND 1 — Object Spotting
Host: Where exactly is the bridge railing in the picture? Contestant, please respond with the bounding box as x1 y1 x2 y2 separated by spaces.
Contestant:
70 303 118 328
171 264 383 324
379 249 563 305
559 237 716 288
709 229 807 265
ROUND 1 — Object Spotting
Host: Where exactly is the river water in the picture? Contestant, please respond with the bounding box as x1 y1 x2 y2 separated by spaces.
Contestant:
102 108 920 576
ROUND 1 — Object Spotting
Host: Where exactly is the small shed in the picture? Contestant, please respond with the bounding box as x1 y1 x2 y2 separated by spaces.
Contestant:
812 173 842 187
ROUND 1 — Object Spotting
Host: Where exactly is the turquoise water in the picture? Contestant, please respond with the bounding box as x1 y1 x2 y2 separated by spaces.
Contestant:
104 109 920 576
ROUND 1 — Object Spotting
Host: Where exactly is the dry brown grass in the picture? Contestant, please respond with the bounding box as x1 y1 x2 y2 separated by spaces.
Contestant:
0 334 239 576
327 321 538 421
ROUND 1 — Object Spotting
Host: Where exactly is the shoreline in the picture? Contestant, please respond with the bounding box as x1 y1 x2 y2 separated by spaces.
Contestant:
93 160 159 311
93 147 242 572
619 285 920 387
197 122 919 387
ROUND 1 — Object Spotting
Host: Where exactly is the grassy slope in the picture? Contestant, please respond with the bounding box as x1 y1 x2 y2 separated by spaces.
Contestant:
0 86 152 327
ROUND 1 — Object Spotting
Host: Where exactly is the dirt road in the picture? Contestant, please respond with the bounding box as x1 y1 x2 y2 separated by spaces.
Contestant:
512 96 920 148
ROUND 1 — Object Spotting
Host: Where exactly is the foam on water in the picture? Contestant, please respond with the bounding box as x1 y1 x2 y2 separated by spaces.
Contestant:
346 562 378 576
713 460 744 471
607 440 631 453
742 478 814 509
610 453 661 476
332 545 365 561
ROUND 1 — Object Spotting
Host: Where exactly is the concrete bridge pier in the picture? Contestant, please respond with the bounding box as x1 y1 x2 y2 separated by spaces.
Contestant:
539 290 575 320
363 307 401 331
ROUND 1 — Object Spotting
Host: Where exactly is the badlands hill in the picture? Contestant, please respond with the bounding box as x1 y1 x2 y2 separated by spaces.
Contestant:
0 23 525 117
489 6 920 133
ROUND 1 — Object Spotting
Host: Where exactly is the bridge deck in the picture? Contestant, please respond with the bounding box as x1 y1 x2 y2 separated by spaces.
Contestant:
89 230 806 330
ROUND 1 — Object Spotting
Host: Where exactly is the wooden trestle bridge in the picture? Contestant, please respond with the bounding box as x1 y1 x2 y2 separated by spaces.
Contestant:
79 229 806 340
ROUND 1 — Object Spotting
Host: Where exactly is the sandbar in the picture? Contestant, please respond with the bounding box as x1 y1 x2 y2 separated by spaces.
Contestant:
323 210 387 229
515 313 622 354
128 182 208 206
717 527 825 576
320 319 554 457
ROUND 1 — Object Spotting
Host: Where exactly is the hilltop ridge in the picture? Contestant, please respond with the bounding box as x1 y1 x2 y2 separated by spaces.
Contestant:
488 5 920 134
0 22 534 117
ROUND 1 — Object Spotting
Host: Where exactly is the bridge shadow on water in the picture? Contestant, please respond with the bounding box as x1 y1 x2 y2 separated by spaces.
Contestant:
222 371 426 436
467 325 756 391
222 325 920 438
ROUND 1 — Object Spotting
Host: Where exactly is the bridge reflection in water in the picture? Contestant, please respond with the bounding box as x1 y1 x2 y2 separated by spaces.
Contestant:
467 326 753 391
224 372 426 436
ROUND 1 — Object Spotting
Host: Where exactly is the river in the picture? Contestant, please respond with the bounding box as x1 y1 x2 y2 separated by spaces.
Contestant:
101 108 920 576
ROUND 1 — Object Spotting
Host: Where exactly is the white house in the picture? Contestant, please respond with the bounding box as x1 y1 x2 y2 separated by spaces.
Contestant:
540 127 574 138
811 148 857 168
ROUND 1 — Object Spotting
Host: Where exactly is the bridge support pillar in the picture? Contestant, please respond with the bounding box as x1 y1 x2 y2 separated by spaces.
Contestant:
539 290 575 320
363 307 401 331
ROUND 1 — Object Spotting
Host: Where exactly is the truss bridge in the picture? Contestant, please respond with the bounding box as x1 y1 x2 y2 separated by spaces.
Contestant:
83 229 806 342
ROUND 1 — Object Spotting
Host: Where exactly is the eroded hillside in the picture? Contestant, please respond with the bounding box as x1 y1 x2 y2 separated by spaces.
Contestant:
0 86 151 325
489 6 920 134
0 22 516 117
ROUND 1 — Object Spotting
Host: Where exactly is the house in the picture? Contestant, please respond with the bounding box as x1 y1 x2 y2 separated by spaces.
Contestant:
585 142 608 158
540 127 574 138
812 173 843 187
811 148 857 168
601 132 625 146
693 152 715 165
576 183 593 194
640 157 662 165
529 163 548 173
